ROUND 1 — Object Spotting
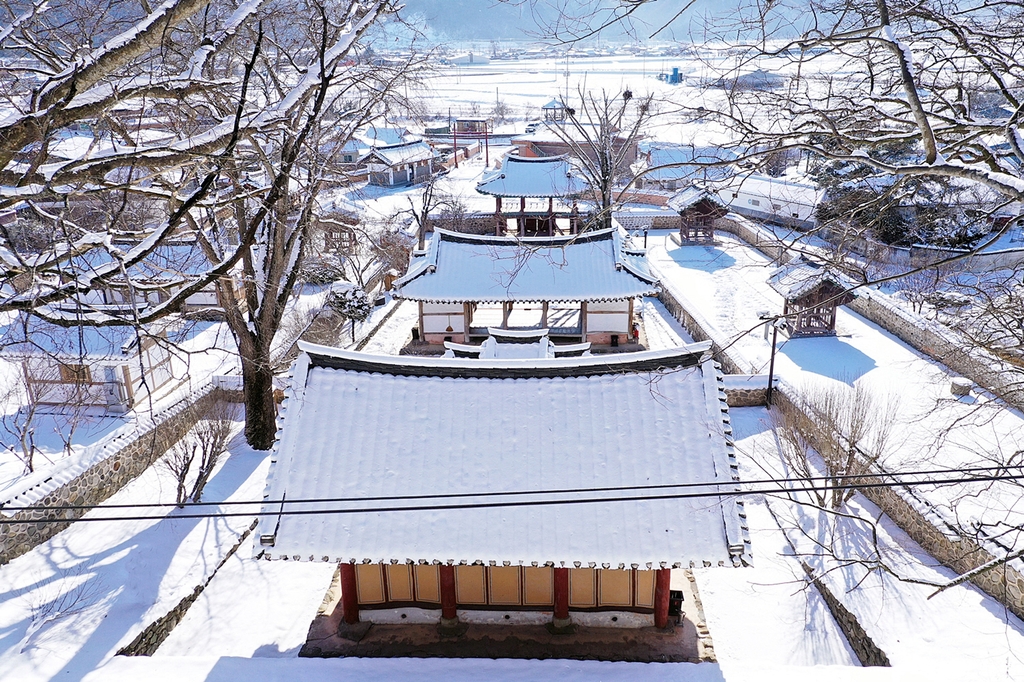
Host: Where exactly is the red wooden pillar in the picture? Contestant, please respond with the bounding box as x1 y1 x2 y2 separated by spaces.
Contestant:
553 567 570 622
654 568 671 629
340 563 359 625
439 564 458 620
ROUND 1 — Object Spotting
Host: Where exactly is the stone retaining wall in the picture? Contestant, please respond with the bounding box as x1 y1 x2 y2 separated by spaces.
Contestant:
771 388 1024 621
0 388 241 565
802 563 891 667
656 285 746 375
117 519 258 656
713 216 794 264
853 467 1024 621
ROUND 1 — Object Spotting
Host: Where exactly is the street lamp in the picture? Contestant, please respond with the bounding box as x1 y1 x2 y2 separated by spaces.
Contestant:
758 313 787 406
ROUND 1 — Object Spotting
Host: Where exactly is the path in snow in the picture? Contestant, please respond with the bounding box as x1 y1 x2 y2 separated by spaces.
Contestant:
648 231 1024 543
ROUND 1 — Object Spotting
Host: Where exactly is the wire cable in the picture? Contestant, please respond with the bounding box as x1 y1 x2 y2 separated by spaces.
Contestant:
3 467 1023 525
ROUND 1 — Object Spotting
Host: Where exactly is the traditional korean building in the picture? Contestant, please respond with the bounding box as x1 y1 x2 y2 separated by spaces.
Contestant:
667 186 729 244
0 315 174 412
393 228 658 345
255 342 749 632
767 259 858 337
359 140 436 187
476 155 586 236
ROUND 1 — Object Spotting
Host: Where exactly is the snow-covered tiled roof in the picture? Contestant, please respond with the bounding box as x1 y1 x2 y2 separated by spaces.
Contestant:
541 98 564 110
643 145 736 182
476 155 586 198
255 342 750 568
358 140 435 167
393 228 659 303
767 260 859 301
666 186 728 213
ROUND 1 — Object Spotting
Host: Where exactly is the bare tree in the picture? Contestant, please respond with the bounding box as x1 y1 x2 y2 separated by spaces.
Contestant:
548 87 653 230
773 381 898 511
163 400 238 507
1 0 413 450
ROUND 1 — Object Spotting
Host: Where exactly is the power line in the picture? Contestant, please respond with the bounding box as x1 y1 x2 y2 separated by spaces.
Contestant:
2 467 1023 525
4 462 1019 513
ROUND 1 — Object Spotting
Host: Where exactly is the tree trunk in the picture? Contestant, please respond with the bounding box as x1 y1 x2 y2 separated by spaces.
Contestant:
241 350 277 451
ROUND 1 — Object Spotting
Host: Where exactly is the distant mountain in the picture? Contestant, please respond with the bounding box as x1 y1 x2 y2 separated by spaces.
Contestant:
395 0 808 43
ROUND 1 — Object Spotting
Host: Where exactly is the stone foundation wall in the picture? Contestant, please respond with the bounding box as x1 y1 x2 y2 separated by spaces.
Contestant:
425 214 496 235
0 387 241 565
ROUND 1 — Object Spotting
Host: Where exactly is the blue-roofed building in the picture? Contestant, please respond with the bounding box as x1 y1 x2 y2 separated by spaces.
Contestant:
638 143 736 191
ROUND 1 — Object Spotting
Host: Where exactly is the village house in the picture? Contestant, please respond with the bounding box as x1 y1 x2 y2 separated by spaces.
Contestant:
475 155 586 235
767 259 858 337
255 342 749 635
511 121 639 177
359 140 437 187
636 143 735 191
392 228 658 346
714 174 823 229
0 315 175 412
77 241 247 316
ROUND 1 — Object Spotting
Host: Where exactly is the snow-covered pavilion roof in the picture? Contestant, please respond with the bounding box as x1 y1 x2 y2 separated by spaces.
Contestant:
767 259 859 302
541 98 565 110
476 155 586 198
358 140 435 167
255 342 750 569
393 228 659 303
667 186 728 214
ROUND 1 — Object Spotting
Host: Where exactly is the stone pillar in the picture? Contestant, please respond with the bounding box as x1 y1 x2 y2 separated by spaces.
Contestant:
340 563 359 625
439 564 458 622
654 567 671 629
553 567 570 628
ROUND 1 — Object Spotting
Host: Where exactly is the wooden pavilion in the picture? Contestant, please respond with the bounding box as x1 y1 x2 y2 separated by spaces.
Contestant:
256 343 749 633
667 186 729 244
392 228 659 345
767 260 857 337
476 155 586 236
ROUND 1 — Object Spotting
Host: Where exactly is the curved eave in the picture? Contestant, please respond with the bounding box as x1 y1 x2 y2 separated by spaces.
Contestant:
393 290 658 305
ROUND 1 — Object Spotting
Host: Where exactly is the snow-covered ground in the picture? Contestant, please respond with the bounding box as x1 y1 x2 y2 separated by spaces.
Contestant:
648 229 1024 547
